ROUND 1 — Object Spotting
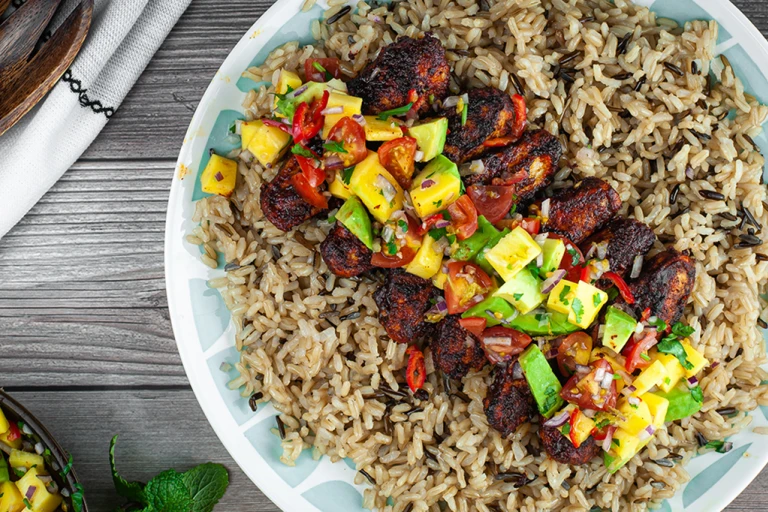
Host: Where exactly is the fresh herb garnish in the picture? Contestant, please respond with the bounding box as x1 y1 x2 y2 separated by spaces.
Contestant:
461 102 468 126
648 317 667 331
274 86 297 118
446 234 456 244
398 220 408 232
312 61 333 80
432 199 443 208
567 246 581 265
70 483 85 512
377 102 414 120
324 141 348 154
703 439 732 453
110 435 229 512
386 242 398 255
60 454 74 478
691 385 704 403
594 419 611 429
22 498 31 510
612 438 621 447
441 210 452 220
640 353 651 361
657 337 694 370
341 166 355 185
671 322 695 338
526 260 541 279
513 292 524 301
593 292 602 307
571 297 584 324
509 204 517 216
561 423 571 435
559 285 572 305
429 228 448 241
291 144 315 158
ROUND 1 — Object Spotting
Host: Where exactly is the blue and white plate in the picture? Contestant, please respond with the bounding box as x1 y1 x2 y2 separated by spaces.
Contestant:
165 0 768 509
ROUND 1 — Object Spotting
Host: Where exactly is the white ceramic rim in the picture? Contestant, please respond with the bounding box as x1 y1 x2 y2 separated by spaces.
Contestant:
165 1 768 510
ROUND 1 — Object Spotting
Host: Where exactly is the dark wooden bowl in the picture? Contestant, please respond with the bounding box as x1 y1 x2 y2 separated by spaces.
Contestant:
0 390 88 512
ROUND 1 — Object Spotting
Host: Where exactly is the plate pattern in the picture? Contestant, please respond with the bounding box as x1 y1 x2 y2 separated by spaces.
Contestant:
166 0 768 510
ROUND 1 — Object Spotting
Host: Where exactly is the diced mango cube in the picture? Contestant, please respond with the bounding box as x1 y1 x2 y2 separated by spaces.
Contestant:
0 428 21 450
631 360 668 396
605 427 642 473
567 280 608 329
485 227 542 282
0 409 8 435
643 392 670 428
0 481 25 512
363 116 404 141
9 449 46 474
653 351 685 393
322 92 363 139
15 468 62 512
328 170 353 200
408 155 462 219
432 265 448 290
349 151 404 223
546 279 577 316
200 154 238 197
560 405 596 448
241 120 292 167
681 340 709 378
273 70 303 116
614 397 652 436
406 234 443 280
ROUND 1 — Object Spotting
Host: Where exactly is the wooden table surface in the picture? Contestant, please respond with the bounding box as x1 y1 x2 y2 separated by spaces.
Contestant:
1 0 767 510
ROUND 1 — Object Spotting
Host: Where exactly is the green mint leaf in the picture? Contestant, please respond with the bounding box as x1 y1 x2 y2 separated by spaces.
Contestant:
110 435 147 504
377 102 414 120
71 483 85 512
181 463 229 512
291 144 315 158
657 337 694 370
691 385 704 403
144 469 194 512
324 141 348 154
571 297 584 324
671 322 695 338
341 167 355 185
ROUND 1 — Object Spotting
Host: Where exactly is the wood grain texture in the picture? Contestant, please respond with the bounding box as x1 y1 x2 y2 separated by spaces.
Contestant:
0 0 767 510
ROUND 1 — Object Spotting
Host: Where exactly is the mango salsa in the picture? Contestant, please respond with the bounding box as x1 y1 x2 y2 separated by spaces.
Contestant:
200 154 238 197
349 151 404 223
0 481 25 512
567 280 608 329
0 408 8 434
273 70 302 116
363 116 404 141
15 468 62 512
560 405 596 448
604 428 641 473
328 170 354 200
241 120 292 167
485 227 542 282
547 279 577 316
406 234 444 279
653 351 686 393
322 92 363 139
614 397 652 436
642 392 670 428
8 449 45 474
681 340 709 378
631 360 668 396
408 155 462 219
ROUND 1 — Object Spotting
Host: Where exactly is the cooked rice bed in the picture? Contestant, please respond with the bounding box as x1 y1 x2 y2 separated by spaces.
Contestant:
190 0 768 510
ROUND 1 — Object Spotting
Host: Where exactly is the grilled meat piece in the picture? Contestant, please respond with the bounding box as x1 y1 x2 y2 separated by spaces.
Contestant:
320 223 374 278
484 364 538 437
580 217 656 284
373 269 439 344
347 34 450 115
441 87 518 164
466 130 562 204
539 425 601 465
432 315 486 380
627 249 696 326
544 177 621 244
260 156 325 232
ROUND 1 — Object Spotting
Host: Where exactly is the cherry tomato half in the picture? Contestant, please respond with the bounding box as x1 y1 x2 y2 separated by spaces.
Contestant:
458 316 487 338
304 58 343 83
560 359 618 411
405 345 426 392
292 91 329 144
496 217 541 236
445 262 493 314
481 326 533 364
290 172 328 209
327 117 368 167
591 423 616 442
295 154 325 187
371 245 417 268
6 422 20 442
378 136 418 189
466 185 516 224
622 329 658 372
446 195 479 241
556 331 593 377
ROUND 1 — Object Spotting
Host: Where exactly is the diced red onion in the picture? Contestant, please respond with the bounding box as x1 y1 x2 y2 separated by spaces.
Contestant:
721 441 733 453
289 84 308 98
635 322 645 334
601 372 614 389
575 364 591 375
536 252 544 268
321 106 344 115
596 241 608 260
435 298 448 313
406 108 419 121
324 155 345 171
628 396 640 406
421 179 436 190
630 255 644 279
34 442 44 455
434 219 451 229
585 243 597 260
382 225 395 243
376 174 396 202
214 172 224 182
512 361 523 379
541 269 567 293
638 427 653 442
443 96 460 108
686 376 698 388
281 117 292 125
352 114 366 126
711 361 720 369
645 424 656 435
545 348 559 359
534 233 548 248
26 486 36 500
582 408 596 419
433 237 450 254
625 385 637 393
468 160 485 174
541 198 551 218
602 427 616 452
543 410 570 427
415 150 425 162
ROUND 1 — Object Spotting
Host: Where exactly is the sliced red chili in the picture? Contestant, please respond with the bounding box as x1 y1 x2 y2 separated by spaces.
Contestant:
603 271 635 304
568 408 581 447
292 90 329 144
406 345 426 392
262 118 293 135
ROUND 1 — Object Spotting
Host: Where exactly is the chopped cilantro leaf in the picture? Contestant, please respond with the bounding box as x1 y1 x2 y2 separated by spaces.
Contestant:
429 228 448 241
22 498 31 510
312 61 332 80
291 144 315 158
324 141 348 154
657 337 694 370
513 293 524 301
593 292 602 307
559 285 572 305
377 102 414 120
386 242 398 255
613 373 621 380
432 199 443 208
398 220 408 232
703 439 732 453
341 167 355 185
671 322 695 338
691 385 704 403
441 210 452 220
274 86 297 118
567 246 581 265
526 260 541 279
612 438 621 447
446 234 457 244
561 423 571 435
595 419 611 429
648 317 667 331
571 297 584 324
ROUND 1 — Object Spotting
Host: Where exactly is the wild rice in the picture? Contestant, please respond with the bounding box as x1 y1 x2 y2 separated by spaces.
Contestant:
190 0 768 510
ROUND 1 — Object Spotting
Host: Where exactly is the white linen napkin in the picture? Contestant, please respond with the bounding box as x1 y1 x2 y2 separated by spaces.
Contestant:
0 0 193 239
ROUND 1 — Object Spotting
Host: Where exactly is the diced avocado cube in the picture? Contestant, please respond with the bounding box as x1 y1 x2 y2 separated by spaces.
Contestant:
681 340 709 378
631 360 668 396
461 296 516 327
200 154 238 198
604 428 642 473
408 155 462 218
273 70 303 116
546 279 577 316
0 409 8 435
328 169 354 200
653 351 686 392
613 398 652 436
349 151 404 223
567 280 608 329
643 393 670 428
474 228 510 275
0 454 8 483
453 216 500 262
406 234 444 279
559 405 596 448
336 196 373 249
408 118 449 162
363 116 404 141
15 468 62 512
508 311 581 336
8 450 45 474
602 306 638 353
241 120 291 168
322 92 363 139
485 227 542 282
519 345 564 418
0 480 24 512
541 238 565 274
494 268 545 314
655 383 704 422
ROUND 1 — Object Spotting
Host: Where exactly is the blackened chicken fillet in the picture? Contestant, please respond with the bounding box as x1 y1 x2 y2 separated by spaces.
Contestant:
320 223 374 278
544 177 621 244
580 217 656 283
347 34 450 115
373 269 439 344
260 156 326 232
627 249 696 327
484 363 538 437
432 315 486 380
539 425 602 465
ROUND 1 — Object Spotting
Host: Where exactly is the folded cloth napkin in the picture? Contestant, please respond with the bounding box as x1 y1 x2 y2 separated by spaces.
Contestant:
0 0 192 239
